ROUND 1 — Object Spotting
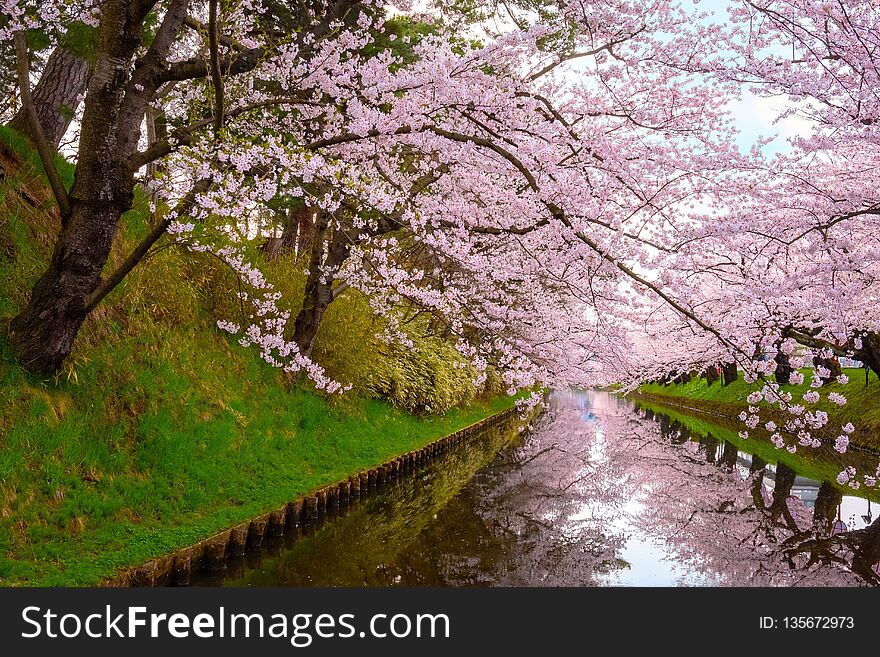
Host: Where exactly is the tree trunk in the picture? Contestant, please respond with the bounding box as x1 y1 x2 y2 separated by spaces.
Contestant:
262 208 297 260
813 355 841 379
9 41 91 149
292 212 350 358
673 371 691 385
721 361 738 386
703 365 719 387
296 204 315 257
9 1 175 374
281 206 298 249
774 350 792 385
855 332 880 380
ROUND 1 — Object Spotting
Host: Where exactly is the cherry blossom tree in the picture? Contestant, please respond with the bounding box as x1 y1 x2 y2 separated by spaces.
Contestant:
4 1 878 441
1 0 744 397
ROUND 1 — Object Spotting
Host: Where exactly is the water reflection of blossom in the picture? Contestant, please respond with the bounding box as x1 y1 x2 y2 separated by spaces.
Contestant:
509 390 880 586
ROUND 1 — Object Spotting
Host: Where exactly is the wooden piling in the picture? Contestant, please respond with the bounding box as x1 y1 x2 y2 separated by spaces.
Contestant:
268 506 287 537
338 480 351 506
228 522 249 557
104 404 530 587
202 530 232 571
172 550 193 586
248 513 270 548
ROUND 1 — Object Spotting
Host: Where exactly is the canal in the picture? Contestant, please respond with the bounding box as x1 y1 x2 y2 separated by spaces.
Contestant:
194 390 880 587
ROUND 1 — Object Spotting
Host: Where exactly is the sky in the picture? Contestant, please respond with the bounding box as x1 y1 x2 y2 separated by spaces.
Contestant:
697 0 813 156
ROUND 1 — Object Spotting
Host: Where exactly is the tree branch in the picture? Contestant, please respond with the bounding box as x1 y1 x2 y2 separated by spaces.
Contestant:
13 31 72 222
84 178 212 312
208 0 225 139
128 97 324 171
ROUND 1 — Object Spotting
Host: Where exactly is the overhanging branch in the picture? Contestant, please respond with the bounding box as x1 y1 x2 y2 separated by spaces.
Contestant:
13 31 72 222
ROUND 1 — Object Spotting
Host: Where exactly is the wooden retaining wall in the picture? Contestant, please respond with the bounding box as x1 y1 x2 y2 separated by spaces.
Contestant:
101 404 526 586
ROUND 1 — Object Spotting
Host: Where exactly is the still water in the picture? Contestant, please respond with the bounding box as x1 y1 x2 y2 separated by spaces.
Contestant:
196 390 880 587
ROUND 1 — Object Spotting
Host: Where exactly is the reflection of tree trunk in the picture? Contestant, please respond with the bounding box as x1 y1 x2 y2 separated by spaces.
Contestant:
750 455 767 508
720 441 737 471
10 40 92 148
658 414 671 441
750 455 766 474
812 481 842 536
770 463 797 525
665 419 689 445
851 517 880 584
699 434 718 464
721 362 738 386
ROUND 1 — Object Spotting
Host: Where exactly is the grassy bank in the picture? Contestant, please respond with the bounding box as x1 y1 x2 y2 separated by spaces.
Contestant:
637 368 880 451
0 351 515 586
0 127 517 586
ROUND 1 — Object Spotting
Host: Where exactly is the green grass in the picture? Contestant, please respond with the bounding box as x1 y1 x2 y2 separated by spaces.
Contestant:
0 126 517 586
0 338 515 586
637 368 880 450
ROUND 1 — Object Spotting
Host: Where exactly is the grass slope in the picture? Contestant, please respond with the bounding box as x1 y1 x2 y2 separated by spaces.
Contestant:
0 127 515 585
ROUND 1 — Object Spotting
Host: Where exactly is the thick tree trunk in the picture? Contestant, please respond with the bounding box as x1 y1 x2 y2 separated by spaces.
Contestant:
774 350 792 385
703 365 719 387
296 204 315 256
673 371 691 385
9 202 127 372
721 361 738 386
855 332 880 380
813 355 841 379
9 1 181 374
292 212 350 358
9 42 91 149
